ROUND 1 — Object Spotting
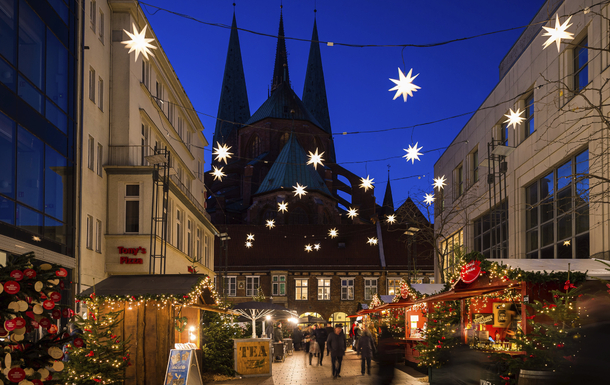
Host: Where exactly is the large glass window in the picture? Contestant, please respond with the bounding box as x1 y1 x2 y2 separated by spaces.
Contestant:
0 0 15 63
44 145 66 221
364 278 377 301
46 30 68 112
272 275 286 296
222 276 236 297
18 0 44 89
387 278 401 296
17 126 43 211
455 165 463 197
0 112 15 199
295 279 308 300
526 149 589 259
573 36 588 92
318 278 330 300
474 201 508 259
341 278 354 300
524 93 535 138
440 229 463 275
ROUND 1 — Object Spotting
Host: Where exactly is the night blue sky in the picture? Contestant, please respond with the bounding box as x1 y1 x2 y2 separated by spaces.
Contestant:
141 0 546 212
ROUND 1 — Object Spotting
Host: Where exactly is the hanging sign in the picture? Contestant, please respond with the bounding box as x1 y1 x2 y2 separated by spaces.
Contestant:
164 349 203 385
460 260 482 284
473 313 494 325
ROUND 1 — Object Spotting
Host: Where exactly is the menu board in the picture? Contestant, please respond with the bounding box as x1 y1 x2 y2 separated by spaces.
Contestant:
164 349 203 385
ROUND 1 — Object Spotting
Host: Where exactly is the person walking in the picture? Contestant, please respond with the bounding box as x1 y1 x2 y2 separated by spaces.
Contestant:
377 325 397 385
353 323 362 353
357 328 375 375
314 323 328 365
292 326 303 351
325 322 334 356
303 326 311 353
327 324 346 379
308 332 320 365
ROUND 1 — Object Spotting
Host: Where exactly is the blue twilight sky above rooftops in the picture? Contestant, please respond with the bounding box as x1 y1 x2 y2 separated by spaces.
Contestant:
140 0 546 214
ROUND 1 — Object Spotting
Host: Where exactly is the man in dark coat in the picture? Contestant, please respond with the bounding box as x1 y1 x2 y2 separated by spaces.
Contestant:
357 328 375 375
292 327 303 351
273 322 283 342
326 324 346 379
314 323 328 365
325 322 334 356
377 325 397 385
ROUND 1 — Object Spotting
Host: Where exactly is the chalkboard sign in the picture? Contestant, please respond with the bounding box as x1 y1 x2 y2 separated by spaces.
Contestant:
164 349 203 385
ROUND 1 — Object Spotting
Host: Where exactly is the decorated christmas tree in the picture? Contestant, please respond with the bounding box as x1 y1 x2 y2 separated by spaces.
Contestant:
414 300 460 368
0 251 71 384
58 293 130 384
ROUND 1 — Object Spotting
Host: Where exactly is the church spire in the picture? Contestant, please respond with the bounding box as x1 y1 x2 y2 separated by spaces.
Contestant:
271 9 290 92
213 11 250 155
302 15 335 161
382 169 395 215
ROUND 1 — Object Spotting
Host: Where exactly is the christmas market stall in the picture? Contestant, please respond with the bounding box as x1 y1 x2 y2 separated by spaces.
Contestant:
412 253 610 385
79 274 226 385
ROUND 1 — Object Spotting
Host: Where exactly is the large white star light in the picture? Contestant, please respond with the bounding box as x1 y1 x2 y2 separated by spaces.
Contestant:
367 237 378 246
246 234 255 241
424 193 436 206
314 243 321 251
542 14 574 52
211 166 226 181
386 214 396 224
347 207 358 219
307 148 325 170
360 175 375 192
121 23 157 61
433 176 447 191
403 142 423 164
266 220 275 229
213 142 233 165
293 183 308 199
305 244 313 252
245 241 253 248
278 201 288 213
389 68 421 102
329 228 338 238
504 108 525 129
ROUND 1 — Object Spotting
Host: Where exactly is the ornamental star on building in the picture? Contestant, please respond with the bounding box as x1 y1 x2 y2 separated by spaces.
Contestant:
306 148 325 170
360 175 374 192
424 193 435 205
504 108 525 129
293 183 308 198
542 14 574 52
211 166 226 181
433 175 447 191
347 208 358 219
278 201 288 213
121 23 157 61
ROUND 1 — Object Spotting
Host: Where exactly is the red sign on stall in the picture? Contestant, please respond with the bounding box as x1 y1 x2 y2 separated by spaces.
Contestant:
460 260 482 284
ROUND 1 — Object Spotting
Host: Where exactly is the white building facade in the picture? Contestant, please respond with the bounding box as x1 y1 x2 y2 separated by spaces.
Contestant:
79 0 216 290
434 0 608 281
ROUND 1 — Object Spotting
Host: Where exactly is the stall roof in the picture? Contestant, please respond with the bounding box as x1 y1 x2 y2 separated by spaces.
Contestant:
493 258 610 279
379 295 395 303
411 284 446 296
80 274 210 297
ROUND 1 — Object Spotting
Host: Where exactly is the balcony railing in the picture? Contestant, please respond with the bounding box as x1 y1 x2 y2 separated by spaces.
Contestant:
108 145 154 166
170 174 207 217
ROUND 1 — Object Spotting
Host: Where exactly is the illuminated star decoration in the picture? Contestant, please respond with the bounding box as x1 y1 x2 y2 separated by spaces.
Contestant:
389 68 421 102
329 228 338 238
403 142 423 164
121 23 157 61
305 244 313 252
211 166 226 181
293 183 308 198
307 148 325 170
386 214 396 224
314 243 321 251
360 175 374 192
266 220 275 229
367 237 378 246
542 14 574 52
278 201 288 213
347 207 358 219
563 240 571 246
424 193 436 206
213 142 233 164
245 241 253 248
246 234 255 241
504 108 525 129
433 176 447 191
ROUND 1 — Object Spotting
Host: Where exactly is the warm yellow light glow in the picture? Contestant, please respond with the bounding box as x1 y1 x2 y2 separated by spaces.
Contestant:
347 207 358 219
360 175 374 192
433 176 447 191
293 183 308 198
278 201 288 213
266 220 275 229
121 23 157 61
504 108 525 129
213 142 233 164
305 244 313 252
245 241 253 248
247 234 255 241
329 228 338 238
542 14 574 52
367 237 378 245
307 148 325 170
424 193 435 205
211 166 226 181
386 214 396 224
314 243 321 251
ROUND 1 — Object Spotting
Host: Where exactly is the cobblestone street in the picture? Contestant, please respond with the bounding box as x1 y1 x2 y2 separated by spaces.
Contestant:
209 350 427 385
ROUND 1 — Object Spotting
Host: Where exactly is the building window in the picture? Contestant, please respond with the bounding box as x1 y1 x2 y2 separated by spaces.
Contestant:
272 275 286 296
573 36 588 92
98 10 104 43
341 278 354 300
295 278 308 300
86 215 93 249
195 228 202 262
318 278 331 300
88 67 95 102
440 230 463 275
176 209 182 251
89 1 96 30
247 135 261 159
472 149 479 183
222 276 236 297
524 93 535 139
97 77 103 111
88 136 94 170
95 219 102 252
141 60 150 89
455 164 463 197
155 81 163 108
198 161 203 182
364 278 378 301
177 116 184 140
204 234 210 267
125 184 139 233
387 278 401 296
525 149 589 259
279 132 289 149
246 276 260 297
97 143 103 176
187 219 192 256
500 123 508 146
474 201 508 259
168 102 175 125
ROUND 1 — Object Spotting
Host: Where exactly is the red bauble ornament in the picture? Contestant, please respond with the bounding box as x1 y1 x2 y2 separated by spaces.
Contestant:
4 281 20 294
56 268 68 277
10 270 24 281
42 300 55 310
49 292 61 302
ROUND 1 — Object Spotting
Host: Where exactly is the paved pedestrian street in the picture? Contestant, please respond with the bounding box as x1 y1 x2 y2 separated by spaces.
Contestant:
209 350 427 385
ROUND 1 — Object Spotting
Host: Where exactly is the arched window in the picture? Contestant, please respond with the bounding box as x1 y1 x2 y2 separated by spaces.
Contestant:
279 132 289 150
289 206 309 225
247 135 262 159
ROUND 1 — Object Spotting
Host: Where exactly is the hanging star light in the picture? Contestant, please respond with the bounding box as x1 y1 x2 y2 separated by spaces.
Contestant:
246 234 255 241
367 237 378 245
542 14 574 52
433 176 447 191
314 243 321 251
504 108 525 129
293 183 308 198
386 214 396 224
305 244 313 252
389 68 421 102
278 201 288 213
329 228 338 238
266 219 275 229
307 148 325 170
403 142 423 164
245 241 253 248
360 175 375 192
121 23 157 61
211 166 226 181
213 142 233 164
563 240 571 246
424 193 436 205
347 207 358 219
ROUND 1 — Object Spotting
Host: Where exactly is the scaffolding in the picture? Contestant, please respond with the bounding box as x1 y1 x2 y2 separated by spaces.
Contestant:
147 146 171 274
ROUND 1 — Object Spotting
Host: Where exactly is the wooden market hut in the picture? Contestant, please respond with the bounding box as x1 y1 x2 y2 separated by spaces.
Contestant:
80 274 227 385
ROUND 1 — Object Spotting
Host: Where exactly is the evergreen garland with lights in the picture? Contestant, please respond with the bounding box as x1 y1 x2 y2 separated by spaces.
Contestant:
414 301 460 368
58 293 130 385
